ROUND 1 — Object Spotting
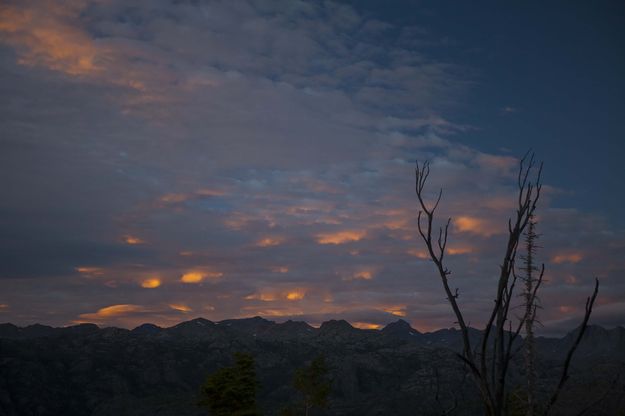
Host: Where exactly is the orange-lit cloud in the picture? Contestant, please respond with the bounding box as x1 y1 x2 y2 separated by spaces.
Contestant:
0 304 8 311
446 246 473 255
169 303 192 313
558 305 575 314
75 266 104 277
353 270 373 280
376 209 411 231
141 278 161 289
124 235 145 245
453 216 501 237
0 1 185 112
552 253 583 264
406 248 430 259
316 230 366 245
285 290 306 301
80 304 145 319
245 288 307 302
271 266 289 273
382 305 407 317
0 1 101 76
244 308 304 317
245 292 278 302
352 322 381 330
180 270 223 284
256 237 283 247
384 219 409 230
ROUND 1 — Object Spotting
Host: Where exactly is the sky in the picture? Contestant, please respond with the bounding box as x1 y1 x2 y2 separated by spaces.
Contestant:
0 0 624 336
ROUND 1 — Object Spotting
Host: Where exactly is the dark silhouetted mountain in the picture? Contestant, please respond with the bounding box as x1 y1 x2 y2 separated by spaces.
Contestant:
218 316 274 334
0 322 100 339
381 319 423 341
264 319 315 339
0 323 19 338
131 323 163 336
165 317 217 338
0 319 623 416
60 323 100 337
319 319 354 333
537 324 625 361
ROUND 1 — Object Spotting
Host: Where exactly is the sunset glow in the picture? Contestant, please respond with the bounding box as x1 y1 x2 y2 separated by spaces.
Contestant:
256 237 283 247
81 304 144 319
141 278 161 289
382 306 407 317
180 271 223 284
352 322 381 330
446 246 474 255
352 270 374 280
169 304 192 313
0 0 621 337
453 216 501 237
552 253 584 264
316 230 366 245
75 267 104 276
285 290 306 301
124 235 145 245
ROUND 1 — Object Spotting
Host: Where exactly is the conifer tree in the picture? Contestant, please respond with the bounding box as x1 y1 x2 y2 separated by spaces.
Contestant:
199 352 261 416
293 355 331 416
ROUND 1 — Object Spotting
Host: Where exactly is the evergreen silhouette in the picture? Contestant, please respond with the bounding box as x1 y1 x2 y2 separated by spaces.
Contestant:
199 352 261 416
293 355 331 416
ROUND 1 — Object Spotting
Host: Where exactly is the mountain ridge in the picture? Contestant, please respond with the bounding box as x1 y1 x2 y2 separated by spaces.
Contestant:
2 317 623 345
0 318 623 415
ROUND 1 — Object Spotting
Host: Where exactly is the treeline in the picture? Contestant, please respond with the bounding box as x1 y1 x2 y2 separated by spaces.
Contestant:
199 352 331 416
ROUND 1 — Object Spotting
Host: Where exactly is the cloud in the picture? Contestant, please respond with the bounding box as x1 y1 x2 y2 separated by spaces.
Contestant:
256 237 284 247
316 230 367 245
0 0 101 76
453 216 503 237
0 1 621 335
169 303 192 313
551 253 583 264
140 278 161 289
79 304 146 319
180 271 223 284
124 235 145 245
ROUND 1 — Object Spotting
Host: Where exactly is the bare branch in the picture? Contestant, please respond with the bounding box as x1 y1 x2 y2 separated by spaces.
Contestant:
415 161 476 372
543 278 600 416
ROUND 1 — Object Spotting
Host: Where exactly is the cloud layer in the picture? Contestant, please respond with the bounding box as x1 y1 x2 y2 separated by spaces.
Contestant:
0 0 623 335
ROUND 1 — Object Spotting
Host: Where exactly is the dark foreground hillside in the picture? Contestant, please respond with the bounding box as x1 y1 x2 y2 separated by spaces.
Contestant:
0 318 623 416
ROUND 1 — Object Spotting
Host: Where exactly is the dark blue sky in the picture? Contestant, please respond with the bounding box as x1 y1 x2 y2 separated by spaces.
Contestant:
0 0 623 334
351 0 625 223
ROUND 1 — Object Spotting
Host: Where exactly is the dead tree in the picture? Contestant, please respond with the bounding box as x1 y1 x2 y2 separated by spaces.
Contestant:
520 216 541 416
414 153 599 416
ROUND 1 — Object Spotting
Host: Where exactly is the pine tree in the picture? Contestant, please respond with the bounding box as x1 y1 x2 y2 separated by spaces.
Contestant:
199 352 261 416
293 355 331 416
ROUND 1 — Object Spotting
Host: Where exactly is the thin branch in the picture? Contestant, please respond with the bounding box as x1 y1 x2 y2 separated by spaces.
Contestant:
543 278 600 416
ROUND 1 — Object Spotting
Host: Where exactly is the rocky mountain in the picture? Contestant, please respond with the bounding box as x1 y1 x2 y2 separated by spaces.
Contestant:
0 318 623 416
